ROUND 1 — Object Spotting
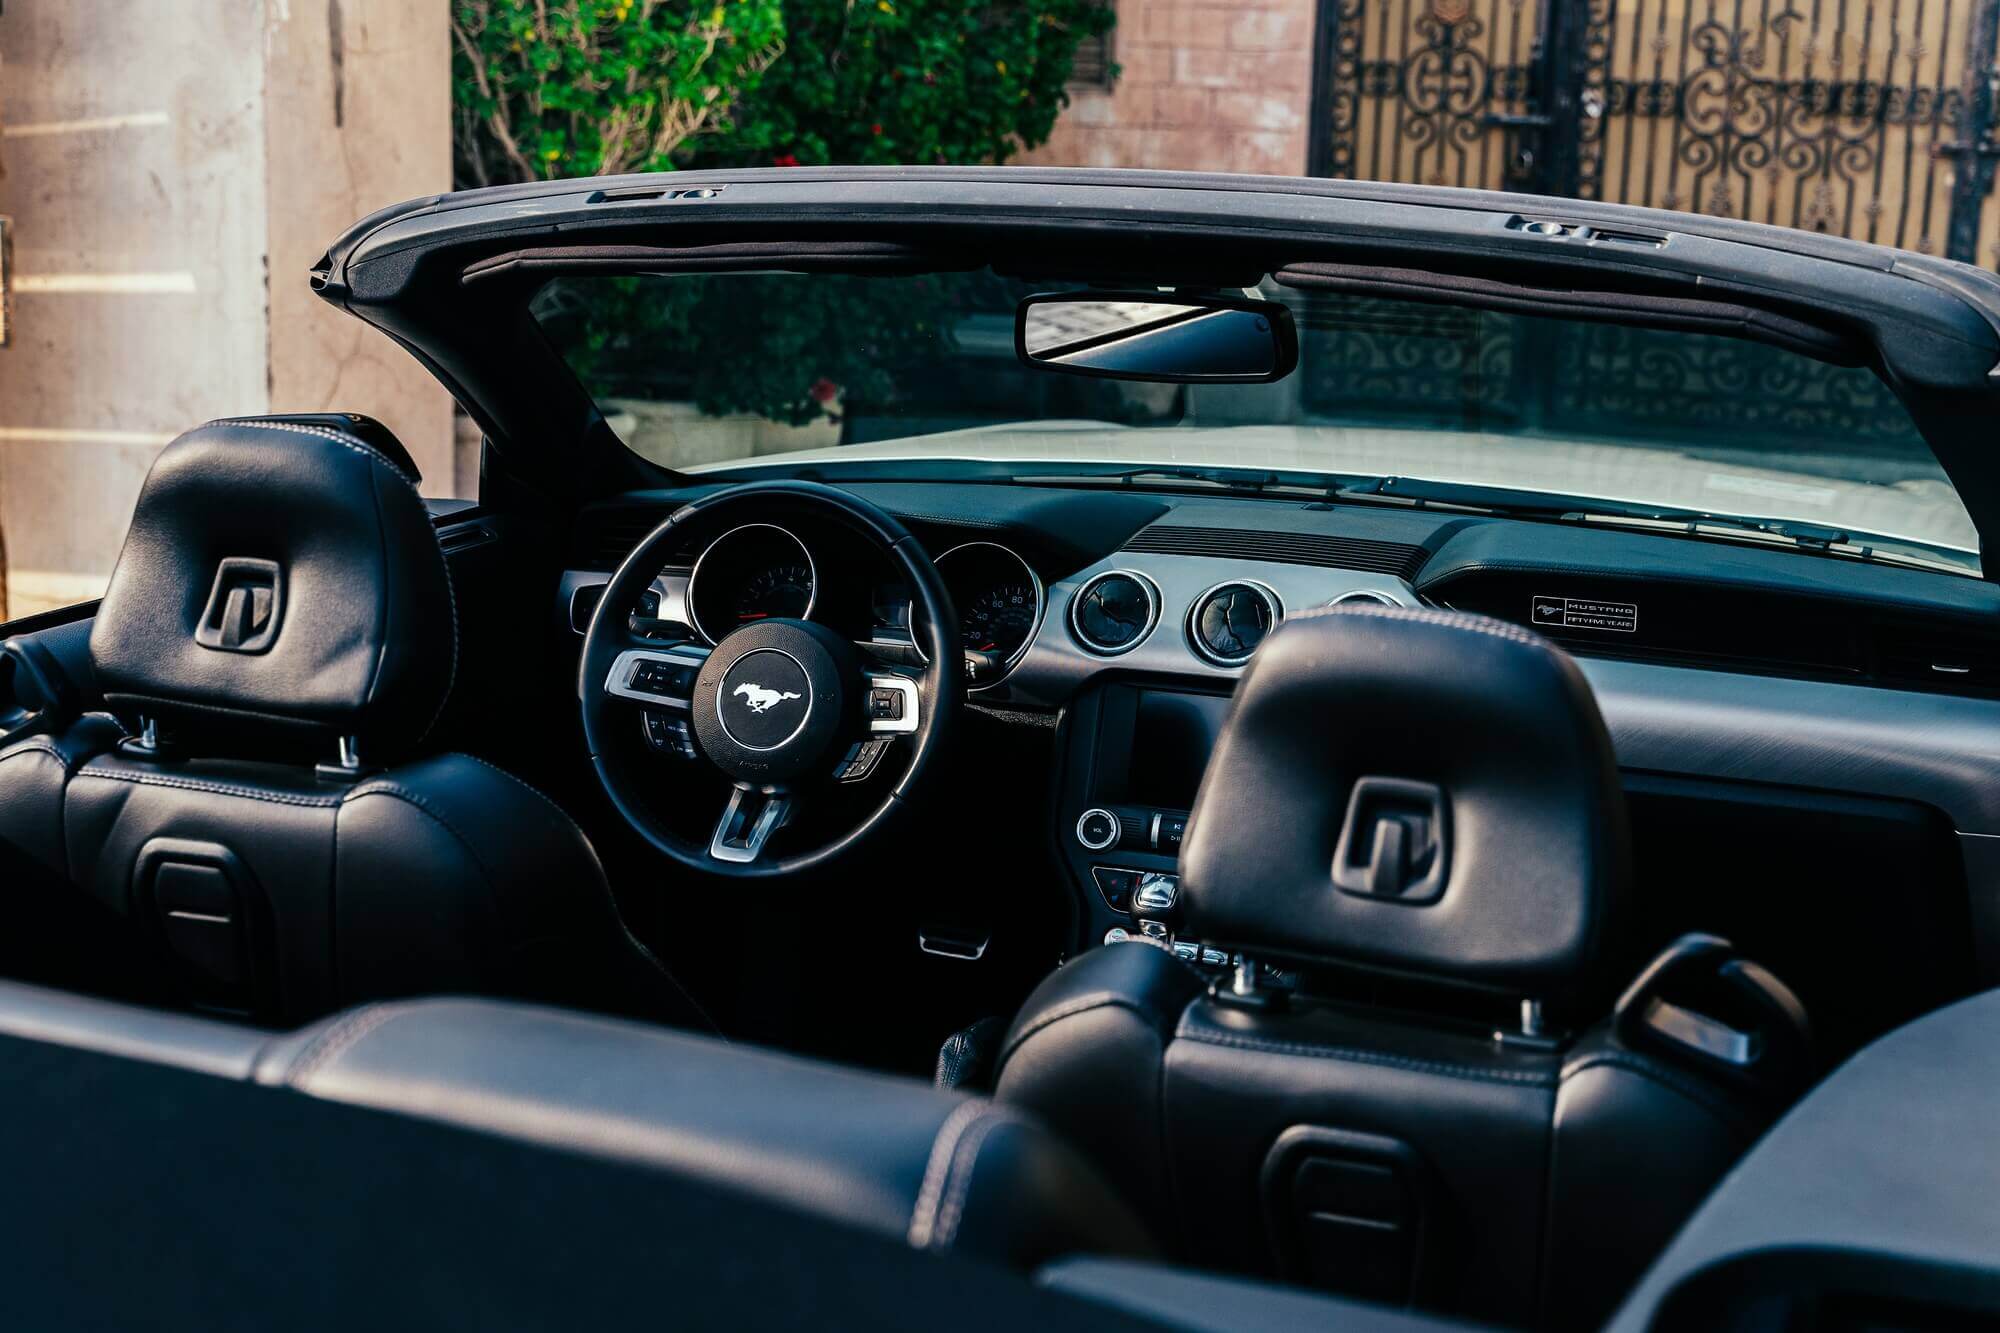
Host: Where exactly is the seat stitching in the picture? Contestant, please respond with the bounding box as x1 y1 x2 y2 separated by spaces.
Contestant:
931 1110 1014 1250
206 419 460 746
72 767 343 808
281 1002 406 1086
0 740 68 768
340 782 500 887
908 1100 986 1250
996 991 1168 1070
454 753 581 829
1177 1022 1559 1087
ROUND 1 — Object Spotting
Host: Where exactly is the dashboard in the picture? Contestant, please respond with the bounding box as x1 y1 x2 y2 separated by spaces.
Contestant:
558 479 2000 1026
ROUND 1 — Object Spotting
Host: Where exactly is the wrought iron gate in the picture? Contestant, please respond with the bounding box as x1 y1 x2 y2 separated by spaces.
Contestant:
1307 0 2000 266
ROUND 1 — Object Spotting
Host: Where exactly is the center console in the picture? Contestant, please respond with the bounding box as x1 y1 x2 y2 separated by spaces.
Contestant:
1056 684 1232 954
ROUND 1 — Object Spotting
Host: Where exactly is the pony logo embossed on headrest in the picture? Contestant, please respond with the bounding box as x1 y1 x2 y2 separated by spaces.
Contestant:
192 558 283 654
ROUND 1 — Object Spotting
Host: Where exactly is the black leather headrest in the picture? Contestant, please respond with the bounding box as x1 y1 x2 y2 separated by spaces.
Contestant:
90 417 454 761
1180 607 1629 1002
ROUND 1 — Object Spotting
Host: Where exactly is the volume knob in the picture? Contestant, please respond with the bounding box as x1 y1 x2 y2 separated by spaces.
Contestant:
1075 807 1120 851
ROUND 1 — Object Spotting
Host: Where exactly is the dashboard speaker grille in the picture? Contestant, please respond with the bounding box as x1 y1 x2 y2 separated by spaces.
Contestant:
1122 524 1428 579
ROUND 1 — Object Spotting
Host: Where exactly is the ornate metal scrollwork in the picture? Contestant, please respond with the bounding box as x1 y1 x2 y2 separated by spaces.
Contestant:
1311 0 2000 265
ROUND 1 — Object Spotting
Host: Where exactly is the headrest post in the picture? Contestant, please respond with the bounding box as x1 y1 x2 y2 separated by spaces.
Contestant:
116 715 167 760
314 734 374 783
1520 999 1546 1038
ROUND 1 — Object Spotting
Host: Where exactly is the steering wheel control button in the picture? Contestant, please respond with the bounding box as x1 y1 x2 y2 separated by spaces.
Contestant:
1076 807 1121 851
861 673 920 734
643 711 697 759
834 737 893 783
630 659 698 699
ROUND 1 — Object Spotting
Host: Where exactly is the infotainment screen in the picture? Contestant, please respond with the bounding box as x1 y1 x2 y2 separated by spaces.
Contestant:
1127 689 1232 810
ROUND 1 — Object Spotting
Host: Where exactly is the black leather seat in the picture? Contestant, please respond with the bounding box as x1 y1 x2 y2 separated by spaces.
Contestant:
0 417 697 1026
996 608 1790 1331
0 976 1156 1272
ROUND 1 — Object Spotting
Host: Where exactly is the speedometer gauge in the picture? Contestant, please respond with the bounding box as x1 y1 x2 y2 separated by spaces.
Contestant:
962 583 1038 659
931 542 1045 685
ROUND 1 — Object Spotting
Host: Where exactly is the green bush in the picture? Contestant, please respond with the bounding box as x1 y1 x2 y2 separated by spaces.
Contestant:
687 0 1116 169
451 1 787 185
455 0 1116 428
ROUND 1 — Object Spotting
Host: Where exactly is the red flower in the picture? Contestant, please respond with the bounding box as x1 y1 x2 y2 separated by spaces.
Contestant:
772 153 800 168
871 122 884 136
808 377 840 405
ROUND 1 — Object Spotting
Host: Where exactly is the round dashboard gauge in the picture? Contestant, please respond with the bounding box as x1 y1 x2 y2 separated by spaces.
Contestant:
686 523 818 645
928 542 1045 682
735 562 813 625
962 582 1039 657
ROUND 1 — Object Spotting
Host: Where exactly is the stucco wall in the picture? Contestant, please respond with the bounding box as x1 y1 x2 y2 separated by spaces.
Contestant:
1019 0 1319 176
0 1 451 620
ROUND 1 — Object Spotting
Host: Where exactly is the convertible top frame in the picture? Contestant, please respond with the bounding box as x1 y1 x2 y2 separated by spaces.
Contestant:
309 167 2000 568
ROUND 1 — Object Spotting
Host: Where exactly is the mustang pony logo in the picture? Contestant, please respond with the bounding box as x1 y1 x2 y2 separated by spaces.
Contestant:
733 682 803 714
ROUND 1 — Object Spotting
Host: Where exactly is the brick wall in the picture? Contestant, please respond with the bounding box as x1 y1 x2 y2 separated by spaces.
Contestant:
1020 0 1319 176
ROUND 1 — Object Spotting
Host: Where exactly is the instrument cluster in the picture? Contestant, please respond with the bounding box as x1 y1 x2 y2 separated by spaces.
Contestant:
682 523 1046 687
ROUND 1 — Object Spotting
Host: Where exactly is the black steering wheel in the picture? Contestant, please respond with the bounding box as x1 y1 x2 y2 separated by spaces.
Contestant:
579 481 963 877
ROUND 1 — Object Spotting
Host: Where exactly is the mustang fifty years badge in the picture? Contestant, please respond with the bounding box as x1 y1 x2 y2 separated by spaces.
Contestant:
1531 594 1638 633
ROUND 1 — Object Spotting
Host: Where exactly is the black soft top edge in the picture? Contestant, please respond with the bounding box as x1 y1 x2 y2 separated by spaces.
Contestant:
326 165 2000 302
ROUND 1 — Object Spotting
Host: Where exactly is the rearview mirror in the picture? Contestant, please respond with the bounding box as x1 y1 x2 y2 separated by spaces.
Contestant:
1015 292 1296 384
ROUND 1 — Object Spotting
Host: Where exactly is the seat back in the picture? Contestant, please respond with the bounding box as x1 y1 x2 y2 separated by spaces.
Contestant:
996 943 1764 1330
0 978 1157 1276
0 417 680 1025
997 611 1771 1328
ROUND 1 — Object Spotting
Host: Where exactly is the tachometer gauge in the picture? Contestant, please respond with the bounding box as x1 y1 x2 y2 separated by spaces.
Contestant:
686 523 818 644
736 562 813 624
962 583 1038 658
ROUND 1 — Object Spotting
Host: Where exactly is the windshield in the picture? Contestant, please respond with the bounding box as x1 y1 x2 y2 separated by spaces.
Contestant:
532 270 1978 574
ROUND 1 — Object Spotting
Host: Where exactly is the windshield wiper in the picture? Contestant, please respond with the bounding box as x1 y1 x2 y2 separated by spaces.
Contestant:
1012 466 1368 501
1012 468 1970 572
1347 476 1969 570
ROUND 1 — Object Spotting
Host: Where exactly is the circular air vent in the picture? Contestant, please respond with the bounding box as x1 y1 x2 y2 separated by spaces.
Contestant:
1188 581 1282 667
1069 571 1160 657
1327 589 1402 608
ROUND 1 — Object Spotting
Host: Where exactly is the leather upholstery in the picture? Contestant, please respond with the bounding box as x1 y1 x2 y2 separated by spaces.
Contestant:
0 978 1157 1271
1180 607 1630 1004
997 941 1759 1331
999 610 1739 1328
44 740 686 1023
0 415 694 1027
90 418 454 763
